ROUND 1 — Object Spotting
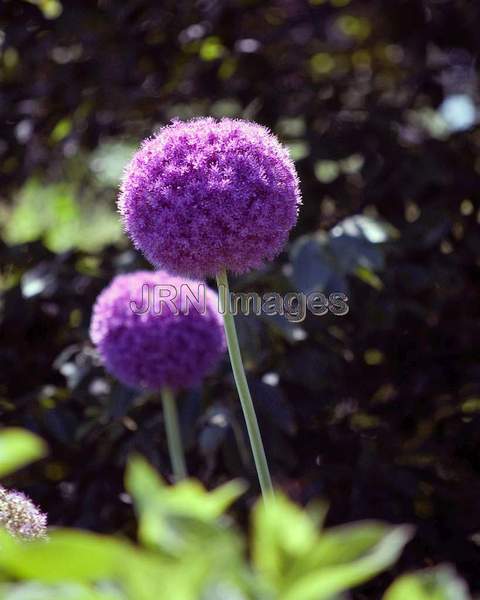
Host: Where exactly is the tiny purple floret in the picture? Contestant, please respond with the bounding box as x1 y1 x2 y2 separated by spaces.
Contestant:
89 271 226 391
118 117 301 278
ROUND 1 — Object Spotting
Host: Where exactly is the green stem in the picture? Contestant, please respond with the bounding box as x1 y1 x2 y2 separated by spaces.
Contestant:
216 269 274 498
161 387 187 481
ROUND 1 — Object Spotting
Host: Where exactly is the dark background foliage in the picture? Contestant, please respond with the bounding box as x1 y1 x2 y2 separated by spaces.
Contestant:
1 0 480 596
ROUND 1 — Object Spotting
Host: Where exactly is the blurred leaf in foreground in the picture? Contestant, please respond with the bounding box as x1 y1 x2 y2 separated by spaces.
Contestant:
253 493 414 600
0 428 47 477
125 454 245 551
383 566 472 600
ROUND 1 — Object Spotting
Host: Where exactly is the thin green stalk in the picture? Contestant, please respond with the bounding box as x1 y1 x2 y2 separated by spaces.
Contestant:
161 387 187 481
216 268 274 498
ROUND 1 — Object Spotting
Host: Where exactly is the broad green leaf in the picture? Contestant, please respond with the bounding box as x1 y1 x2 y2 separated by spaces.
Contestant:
127 455 244 519
282 524 413 600
125 455 245 550
383 566 471 600
0 429 47 477
0 530 130 583
125 457 249 595
252 493 318 583
125 454 165 510
253 493 412 600
199 582 249 600
0 582 123 600
0 528 218 600
120 550 206 600
0 527 239 600
294 521 399 572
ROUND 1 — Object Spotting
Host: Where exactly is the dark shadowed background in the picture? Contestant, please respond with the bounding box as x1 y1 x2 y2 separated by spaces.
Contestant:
1 0 480 596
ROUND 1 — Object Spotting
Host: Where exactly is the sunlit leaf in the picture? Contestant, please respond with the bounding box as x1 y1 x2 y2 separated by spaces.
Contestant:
25 0 63 19
0 529 205 600
199 37 224 61
283 523 414 600
2 179 121 252
0 581 123 600
383 566 471 600
50 118 72 142
252 494 318 584
0 429 47 477
253 492 412 600
0 530 130 583
125 455 245 551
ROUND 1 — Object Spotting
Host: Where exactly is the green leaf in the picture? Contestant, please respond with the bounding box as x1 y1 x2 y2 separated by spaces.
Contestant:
126 455 245 520
2 180 49 244
252 494 412 600
354 265 384 290
25 0 63 20
0 528 226 600
383 566 471 600
50 118 72 142
0 429 47 477
0 582 123 600
120 550 206 600
2 179 121 253
124 457 251 598
125 455 245 551
252 494 318 584
199 37 225 61
0 530 130 583
283 523 414 600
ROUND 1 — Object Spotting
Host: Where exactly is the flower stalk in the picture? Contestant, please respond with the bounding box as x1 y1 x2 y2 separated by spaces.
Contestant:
161 387 187 481
216 268 274 499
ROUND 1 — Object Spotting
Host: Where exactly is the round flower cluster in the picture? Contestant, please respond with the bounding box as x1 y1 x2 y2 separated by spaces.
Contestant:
0 486 47 540
118 117 301 278
90 270 226 390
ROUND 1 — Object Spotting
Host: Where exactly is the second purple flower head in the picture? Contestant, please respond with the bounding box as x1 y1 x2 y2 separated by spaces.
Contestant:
90 271 226 391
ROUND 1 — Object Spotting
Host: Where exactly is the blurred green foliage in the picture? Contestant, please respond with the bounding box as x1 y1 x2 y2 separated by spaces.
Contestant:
3 180 119 252
1 126 135 253
0 429 470 600
0 428 46 478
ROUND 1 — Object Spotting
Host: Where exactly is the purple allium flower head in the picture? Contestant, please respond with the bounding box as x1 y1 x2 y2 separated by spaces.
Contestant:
89 271 226 390
0 485 47 540
118 118 301 278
